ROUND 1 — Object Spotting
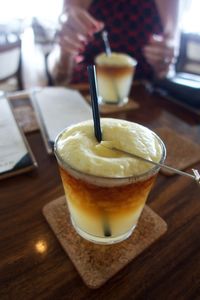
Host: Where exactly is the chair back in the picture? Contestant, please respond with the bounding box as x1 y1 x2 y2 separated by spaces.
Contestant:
0 31 22 89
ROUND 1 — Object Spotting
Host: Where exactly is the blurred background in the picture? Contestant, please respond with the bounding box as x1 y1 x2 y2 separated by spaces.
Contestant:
1 0 200 34
0 0 200 92
0 0 62 33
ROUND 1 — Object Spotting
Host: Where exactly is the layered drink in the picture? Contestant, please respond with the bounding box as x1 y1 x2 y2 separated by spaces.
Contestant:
95 52 137 105
54 118 166 244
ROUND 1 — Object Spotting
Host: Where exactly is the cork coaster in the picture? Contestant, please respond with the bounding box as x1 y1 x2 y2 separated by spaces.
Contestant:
43 195 167 289
155 127 200 176
13 105 39 133
85 95 139 115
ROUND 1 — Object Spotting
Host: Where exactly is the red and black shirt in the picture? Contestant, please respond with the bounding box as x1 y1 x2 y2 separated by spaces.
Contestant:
71 0 163 83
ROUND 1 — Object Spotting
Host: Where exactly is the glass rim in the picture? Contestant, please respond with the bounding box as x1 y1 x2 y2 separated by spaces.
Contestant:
95 52 138 67
54 127 166 183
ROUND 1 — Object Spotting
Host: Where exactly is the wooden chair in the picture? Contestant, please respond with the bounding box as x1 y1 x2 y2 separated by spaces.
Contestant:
0 32 22 91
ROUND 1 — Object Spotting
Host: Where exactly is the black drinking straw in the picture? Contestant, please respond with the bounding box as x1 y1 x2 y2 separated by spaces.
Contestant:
87 65 102 142
87 65 112 237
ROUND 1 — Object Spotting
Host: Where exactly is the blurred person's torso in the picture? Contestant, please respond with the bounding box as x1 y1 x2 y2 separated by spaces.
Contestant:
71 0 163 83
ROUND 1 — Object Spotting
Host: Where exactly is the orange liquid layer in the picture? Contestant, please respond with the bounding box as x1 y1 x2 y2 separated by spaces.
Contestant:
59 167 156 218
96 65 134 78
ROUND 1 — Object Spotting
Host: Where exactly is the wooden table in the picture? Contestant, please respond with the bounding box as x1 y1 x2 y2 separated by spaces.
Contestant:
0 84 200 300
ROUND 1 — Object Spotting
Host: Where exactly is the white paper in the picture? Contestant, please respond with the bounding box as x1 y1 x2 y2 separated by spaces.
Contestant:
0 97 28 173
32 87 92 142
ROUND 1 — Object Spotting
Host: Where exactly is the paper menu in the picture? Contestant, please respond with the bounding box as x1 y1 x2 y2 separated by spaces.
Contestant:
31 87 92 154
0 95 37 178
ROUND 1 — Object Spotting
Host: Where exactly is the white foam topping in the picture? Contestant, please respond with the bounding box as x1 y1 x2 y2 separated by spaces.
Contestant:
56 119 163 178
95 52 137 67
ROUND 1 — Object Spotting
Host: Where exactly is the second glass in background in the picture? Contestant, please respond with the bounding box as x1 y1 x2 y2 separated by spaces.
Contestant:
95 52 137 106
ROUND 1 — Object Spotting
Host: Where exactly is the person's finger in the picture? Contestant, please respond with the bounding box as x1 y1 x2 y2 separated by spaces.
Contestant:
145 56 169 78
59 26 88 48
59 35 86 55
64 8 103 38
145 59 170 75
60 44 78 55
144 49 172 67
154 61 169 72
59 13 89 40
144 50 171 75
144 51 173 72
67 16 90 37
156 69 169 79
149 34 164 44
144 45 174 60
78 9 104 33
59 36 85 54
145 58 170 73
149 33 176 49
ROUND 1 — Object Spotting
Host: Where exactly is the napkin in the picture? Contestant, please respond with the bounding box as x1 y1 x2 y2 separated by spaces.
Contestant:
31 87 92 153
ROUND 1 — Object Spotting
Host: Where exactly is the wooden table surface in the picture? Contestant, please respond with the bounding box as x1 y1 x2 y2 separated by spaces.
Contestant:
0 84 200 300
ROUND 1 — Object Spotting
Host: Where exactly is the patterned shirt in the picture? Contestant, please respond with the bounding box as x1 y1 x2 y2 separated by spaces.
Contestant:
71 0 163 83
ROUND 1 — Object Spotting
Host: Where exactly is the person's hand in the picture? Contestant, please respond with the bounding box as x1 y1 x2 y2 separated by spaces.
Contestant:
57 6 104 57
143 34 176 79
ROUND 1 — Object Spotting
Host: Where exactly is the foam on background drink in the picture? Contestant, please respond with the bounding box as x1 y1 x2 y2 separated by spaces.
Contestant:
95 52 137 105
54 118 166 244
